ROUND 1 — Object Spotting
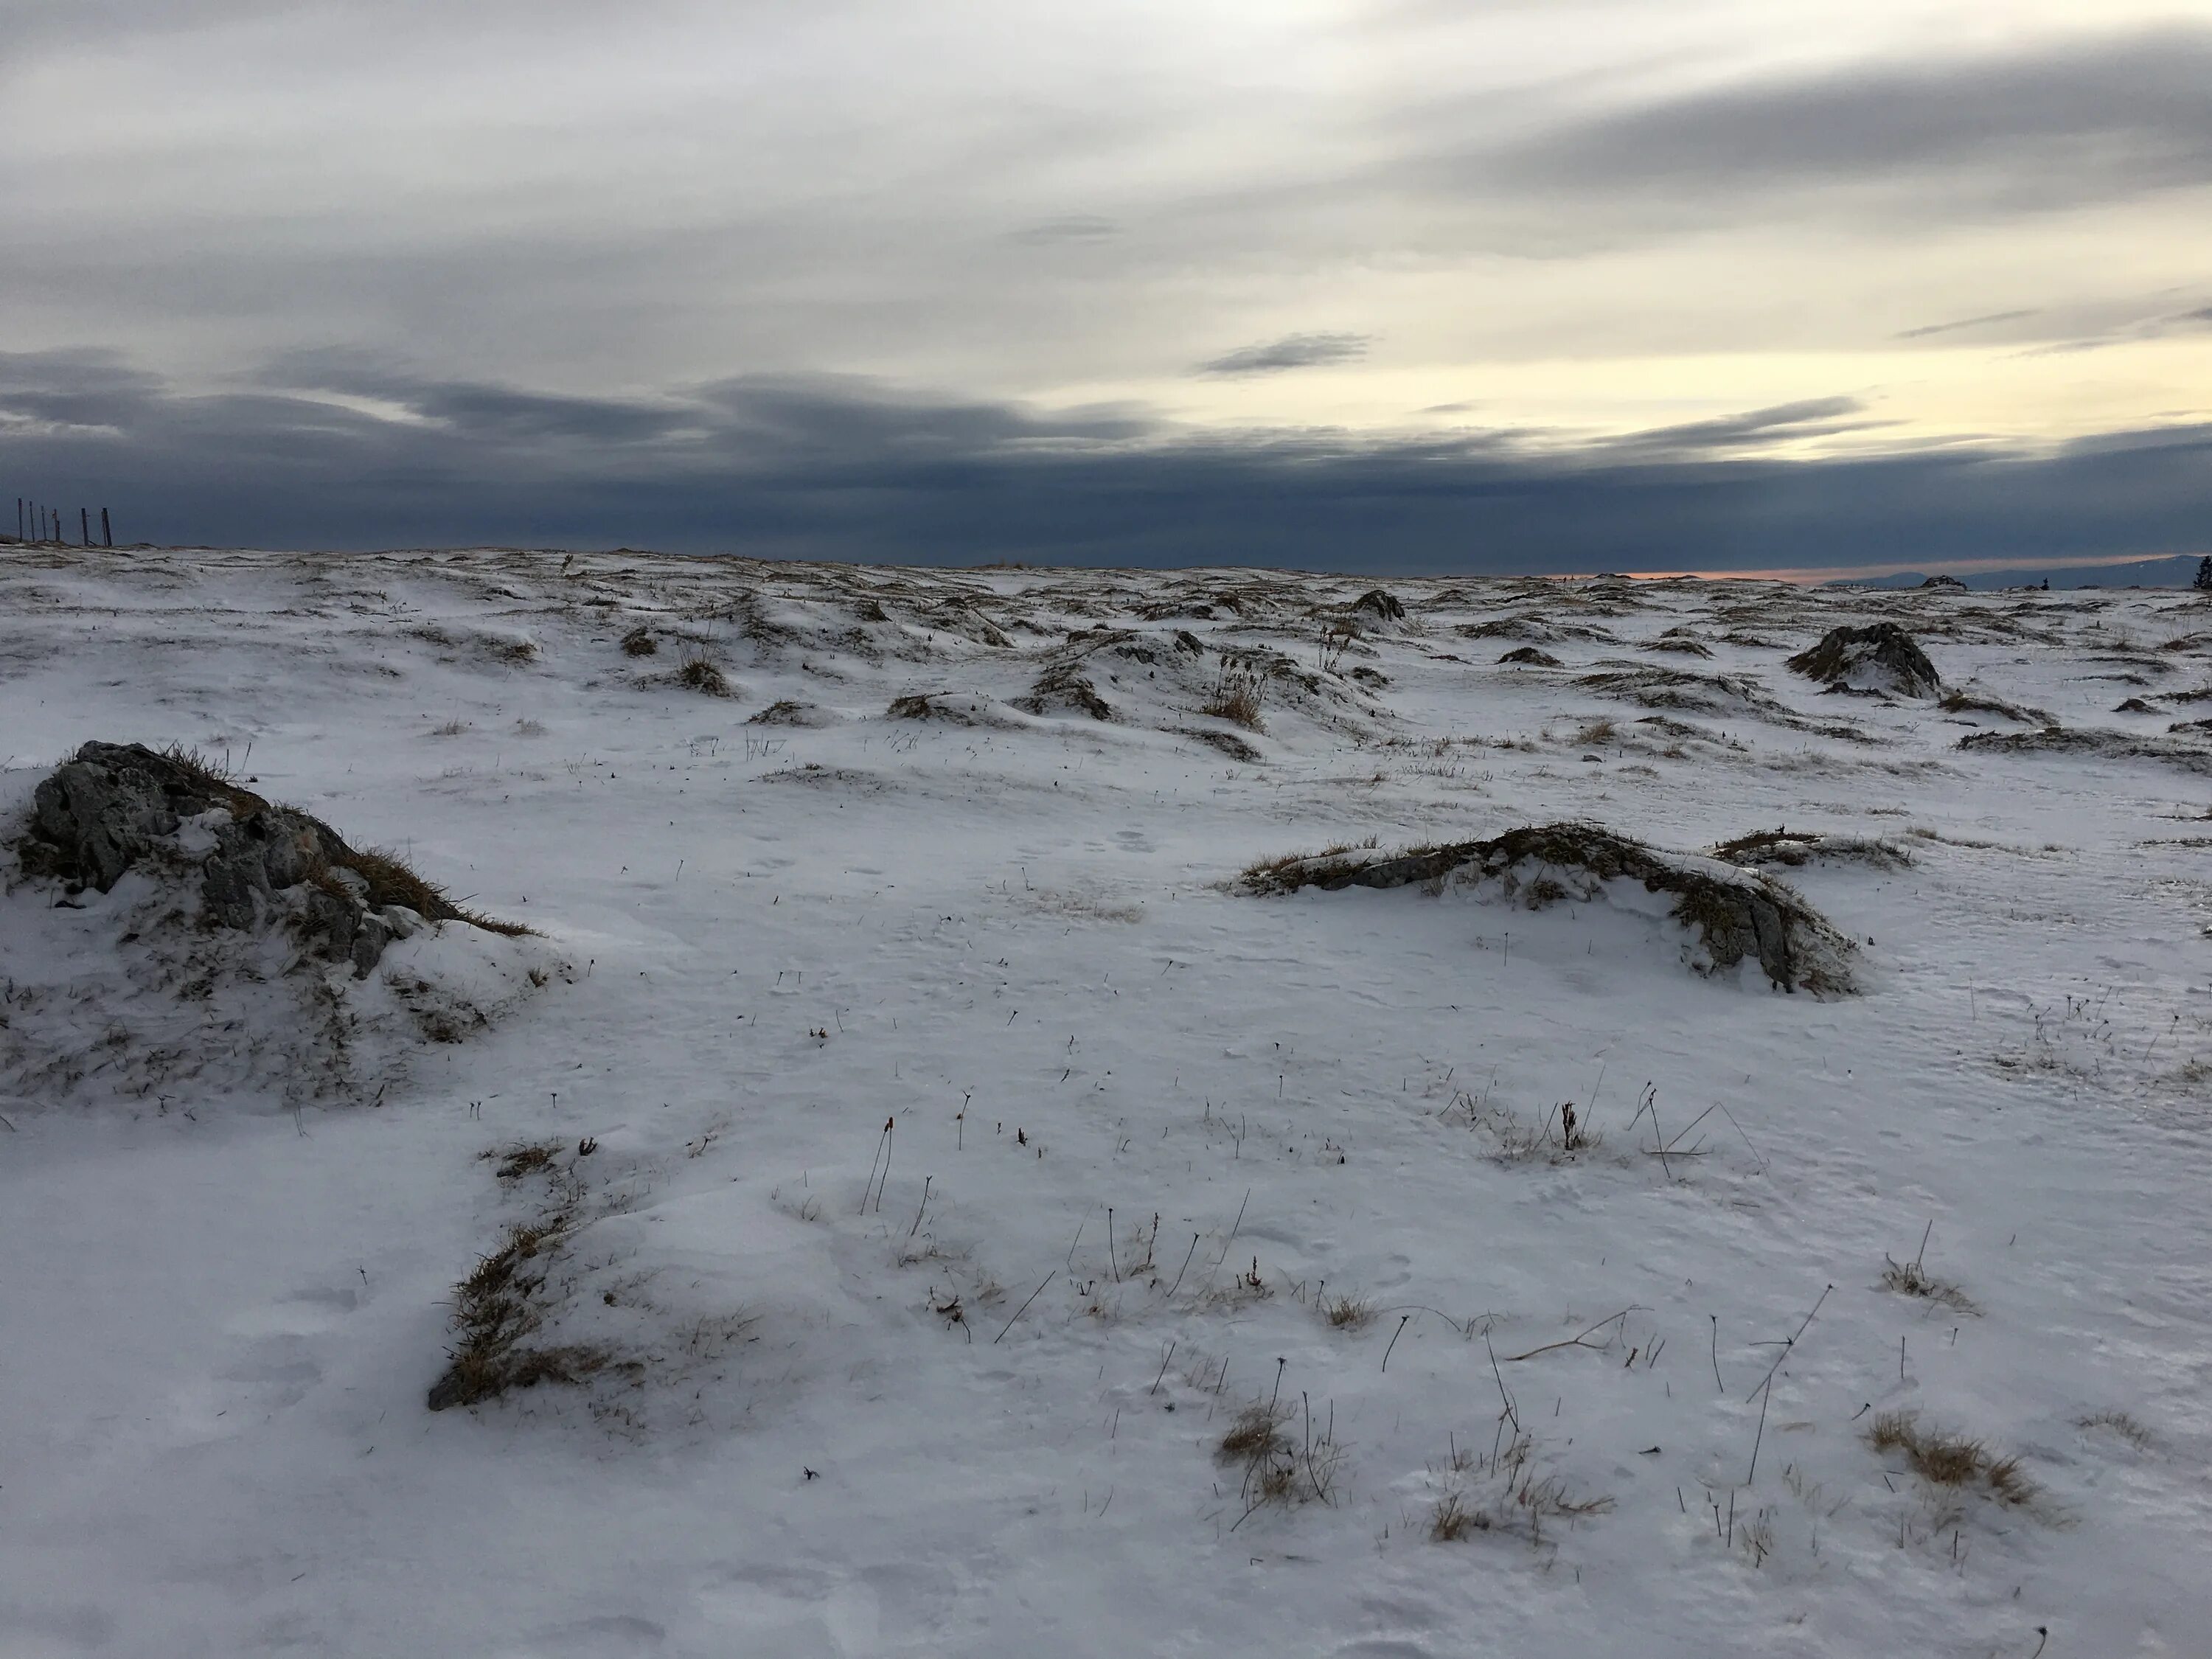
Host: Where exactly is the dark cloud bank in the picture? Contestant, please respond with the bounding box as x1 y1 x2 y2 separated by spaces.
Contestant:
2 349 2206 577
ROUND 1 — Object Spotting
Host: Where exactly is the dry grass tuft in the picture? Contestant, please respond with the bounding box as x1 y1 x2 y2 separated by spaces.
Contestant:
1238 835 1377 886
426 1211 606 1411
2076 1410 2155 1452
1218 1401 1293 1464
484 1141 560 1183
1430 1489 1488 1541
1203 667 1266 731
621 625 658 657
1216 1394 1342 1518
675 654 731 696
1450 1091 1601 1164
1321 1292 1377 1330
342 846 535 938
1866 1412 2049 1512
1879 1225 1979 1314
1193 1256 1275 1311
1427 1430 1614 1548
155 742 269 819
1880 1254 1980 1314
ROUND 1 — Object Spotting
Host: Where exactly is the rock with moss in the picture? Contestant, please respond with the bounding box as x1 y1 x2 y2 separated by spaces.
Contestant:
18 741 518 973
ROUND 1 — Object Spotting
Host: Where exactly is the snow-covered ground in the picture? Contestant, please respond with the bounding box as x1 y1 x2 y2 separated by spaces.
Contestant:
2 545 2209 1658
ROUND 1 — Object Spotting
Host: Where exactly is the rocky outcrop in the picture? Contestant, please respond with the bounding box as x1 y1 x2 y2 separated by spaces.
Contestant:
1240 821 1857 994
1787 623 1943 698
17 742 513 974
1352 588 1405 622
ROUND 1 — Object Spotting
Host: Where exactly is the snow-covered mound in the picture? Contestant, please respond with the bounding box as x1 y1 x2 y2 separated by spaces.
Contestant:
1239 821 1859 994
1 742 562 1110
1958 724 2212 773
1788 622 1945 698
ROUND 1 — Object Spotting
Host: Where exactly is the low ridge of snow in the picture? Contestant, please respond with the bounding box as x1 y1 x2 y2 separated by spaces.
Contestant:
3 546 2210 1657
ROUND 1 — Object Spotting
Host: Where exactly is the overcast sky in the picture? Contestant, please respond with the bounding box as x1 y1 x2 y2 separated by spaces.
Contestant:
4 0 2209 573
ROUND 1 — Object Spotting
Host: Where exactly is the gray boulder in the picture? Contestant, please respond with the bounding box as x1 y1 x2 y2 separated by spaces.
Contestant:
18 742 496 973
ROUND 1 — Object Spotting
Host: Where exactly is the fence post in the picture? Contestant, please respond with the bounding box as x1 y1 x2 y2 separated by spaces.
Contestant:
102 507 113 547
81 507 90 545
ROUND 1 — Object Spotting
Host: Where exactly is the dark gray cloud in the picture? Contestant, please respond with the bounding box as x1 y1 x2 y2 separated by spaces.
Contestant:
1471 29 2212 219
1193 333 1370 378
4 350 2205 576
253 352 699 447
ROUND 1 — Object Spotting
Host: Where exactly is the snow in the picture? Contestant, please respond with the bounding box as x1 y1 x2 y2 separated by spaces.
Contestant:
2 545 2209 1658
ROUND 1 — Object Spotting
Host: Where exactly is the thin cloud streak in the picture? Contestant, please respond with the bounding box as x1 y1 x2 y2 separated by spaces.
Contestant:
1896 309 2039 340
1192 334 1371 378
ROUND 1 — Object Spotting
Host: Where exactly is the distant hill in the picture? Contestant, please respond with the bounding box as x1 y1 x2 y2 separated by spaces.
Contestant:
1825 554 2203 591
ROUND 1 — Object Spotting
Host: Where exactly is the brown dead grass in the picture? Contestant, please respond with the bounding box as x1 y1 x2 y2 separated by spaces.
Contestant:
1865 1412 2053 1514
1238 835 1379 886
1203 667 1266 731
675 655 731 696
1427 1430 1615 1547
427 1211 607 1411
1215 1397 1342 1515
1321 1292 1377 1330
343 846 535 938
1218 1402 1293 1464
156 743 270 820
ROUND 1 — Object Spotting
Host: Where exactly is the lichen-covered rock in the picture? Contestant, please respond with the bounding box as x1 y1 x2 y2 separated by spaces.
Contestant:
17 741 493 974
1787 623 1944 698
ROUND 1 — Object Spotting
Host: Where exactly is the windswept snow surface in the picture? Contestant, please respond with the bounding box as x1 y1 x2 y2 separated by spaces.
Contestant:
3 546 2210 1658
